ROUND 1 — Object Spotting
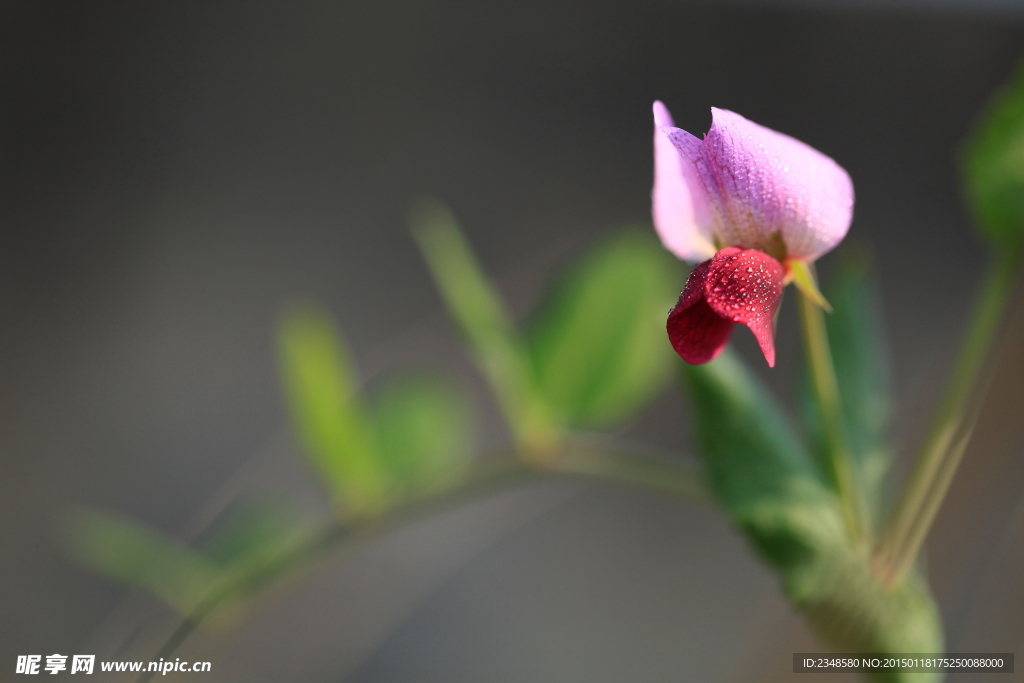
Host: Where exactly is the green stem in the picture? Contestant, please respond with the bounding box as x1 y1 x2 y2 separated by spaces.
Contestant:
887 416 978 584
554 436 708 503
133 521 345 683
879 252 1019 583
798 283 866 545
130 441 703 676
132 459 533 683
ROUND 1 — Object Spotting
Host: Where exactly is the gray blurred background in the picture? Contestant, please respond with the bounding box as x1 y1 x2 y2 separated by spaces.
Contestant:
2 1 1024 681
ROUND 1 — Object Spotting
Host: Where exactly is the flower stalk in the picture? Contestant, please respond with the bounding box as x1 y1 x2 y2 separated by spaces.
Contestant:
797 274 867 546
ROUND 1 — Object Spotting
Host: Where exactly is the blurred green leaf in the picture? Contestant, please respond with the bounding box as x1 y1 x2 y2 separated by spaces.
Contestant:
526 230 679 428
682 352 942 673
683 350 831 567
278 305 386 514
372 373 473 493
410 198 556 454
195 499 307 568
963 59 1024 257
801 253 893 527
67 510 219 614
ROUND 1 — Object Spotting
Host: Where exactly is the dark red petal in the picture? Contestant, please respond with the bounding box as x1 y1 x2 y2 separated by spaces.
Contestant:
703 247 786 367
667 260 734 364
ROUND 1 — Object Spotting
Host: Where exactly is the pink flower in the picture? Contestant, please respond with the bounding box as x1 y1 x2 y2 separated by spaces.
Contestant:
652 102 854 366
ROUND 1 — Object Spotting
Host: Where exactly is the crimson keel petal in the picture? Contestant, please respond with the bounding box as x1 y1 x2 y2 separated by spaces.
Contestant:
667 260 734 365
703 247 786 367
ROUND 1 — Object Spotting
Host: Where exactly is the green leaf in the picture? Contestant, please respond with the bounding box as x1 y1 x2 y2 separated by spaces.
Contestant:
195 499 307 568
801 253 893 526
372 373 473 493
682 352 942 672
526 229 679 428
962 58 1024 257
410 198 556 454
683 350 833 568
683 350 824 511
66 509 220 614
277 305 386 514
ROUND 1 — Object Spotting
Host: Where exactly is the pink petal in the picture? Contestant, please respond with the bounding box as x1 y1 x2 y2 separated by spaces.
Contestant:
702 108 854 262
652 101 716 263
667 259 734 364
703 247 786 367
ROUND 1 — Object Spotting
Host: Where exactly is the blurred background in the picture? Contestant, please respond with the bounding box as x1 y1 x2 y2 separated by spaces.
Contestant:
2 1 1024 681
